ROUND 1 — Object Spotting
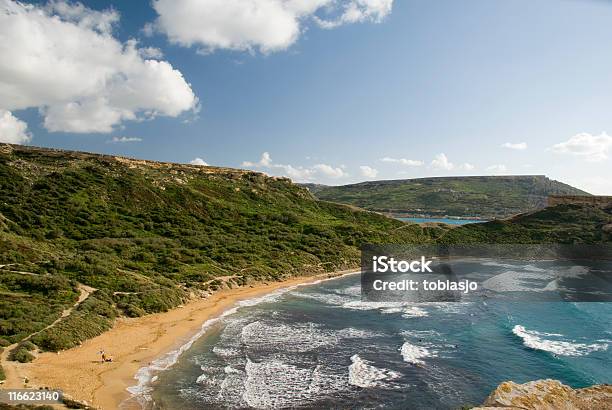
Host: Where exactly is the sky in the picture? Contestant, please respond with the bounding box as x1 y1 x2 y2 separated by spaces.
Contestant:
1 0 612 194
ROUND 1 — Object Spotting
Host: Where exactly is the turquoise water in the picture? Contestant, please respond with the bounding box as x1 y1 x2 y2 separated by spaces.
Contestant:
398 217 486 225
132 263 611 409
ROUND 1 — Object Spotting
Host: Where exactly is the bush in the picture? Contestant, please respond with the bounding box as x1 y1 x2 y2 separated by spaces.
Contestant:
10 346 35 363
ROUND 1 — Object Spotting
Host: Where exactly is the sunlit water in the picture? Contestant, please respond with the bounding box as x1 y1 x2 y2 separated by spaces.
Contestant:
397 217 486 225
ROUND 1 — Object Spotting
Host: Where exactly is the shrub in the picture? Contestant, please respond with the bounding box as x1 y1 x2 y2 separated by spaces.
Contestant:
10 346 35 363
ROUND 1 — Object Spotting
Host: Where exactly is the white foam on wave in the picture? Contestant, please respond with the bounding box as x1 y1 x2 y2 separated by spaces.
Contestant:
242 357 342 408
343 301 430 318
400 342 434 365
125 306 239 405
212 346 241 358
336 327 383 339
241 321 338 352
123 271 360 407
348 354 401 388
512 325 608 356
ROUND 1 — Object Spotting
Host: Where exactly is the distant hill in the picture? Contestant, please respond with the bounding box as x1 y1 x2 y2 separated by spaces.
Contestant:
303 176 589 219
442 203 612 244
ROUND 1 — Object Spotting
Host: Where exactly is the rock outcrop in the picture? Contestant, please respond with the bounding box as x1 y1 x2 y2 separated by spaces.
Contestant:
474 379 612 409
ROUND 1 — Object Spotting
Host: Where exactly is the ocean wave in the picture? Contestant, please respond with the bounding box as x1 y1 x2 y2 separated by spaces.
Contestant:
342 301 430 318
348 354 401 388
242 358 338 408
336 327 384 339
512 325 609 356
123 272 361 406
240 321 338 352
125 306 239 405
212 346 241 358
400 342 435 365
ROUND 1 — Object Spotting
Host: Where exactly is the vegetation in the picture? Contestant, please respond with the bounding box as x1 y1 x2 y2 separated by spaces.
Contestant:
441 204 612 244
0 144 607 356
304 176 589 219
0 144 439 352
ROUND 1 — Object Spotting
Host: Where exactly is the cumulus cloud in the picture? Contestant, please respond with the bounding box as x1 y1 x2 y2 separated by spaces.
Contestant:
0 109 31 144
316 0 393 29
189 157 209 166
107 136 142 143
486 164 508 174
502 142 527 150
242 152 346 181
359 165 378 178
0 0 197 134
243 152 273 167
380 157 423 166
430 153 474 172
150 0 393 53
313 163 346 178
550 132 612 162
430 153 454 170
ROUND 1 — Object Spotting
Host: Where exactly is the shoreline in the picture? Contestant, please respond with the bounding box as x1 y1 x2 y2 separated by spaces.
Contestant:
9 270 357 409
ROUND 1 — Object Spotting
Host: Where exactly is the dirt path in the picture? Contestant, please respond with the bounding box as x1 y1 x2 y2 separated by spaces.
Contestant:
0 283 96 388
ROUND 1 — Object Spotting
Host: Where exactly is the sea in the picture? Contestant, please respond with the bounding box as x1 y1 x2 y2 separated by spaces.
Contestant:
397 217 486 225
124 264 611 410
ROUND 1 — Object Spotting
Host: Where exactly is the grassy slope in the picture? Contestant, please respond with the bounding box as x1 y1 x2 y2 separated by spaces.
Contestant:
441 204 612 244
0 144 607 358
0 144 443 352
307 176 589 218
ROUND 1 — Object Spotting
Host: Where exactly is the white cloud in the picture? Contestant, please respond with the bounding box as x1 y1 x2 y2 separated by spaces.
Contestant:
430 153 454 170
550 132 612 162
564 176 611 195
313 163 346 178
486 164 508 174
0 0 197 134
359 165 378 178
502 142 527 150
0 109 31 144
242 152 347 182
189 157 209 166
107 136 142 143
242 152 272 167
380 157 423 166
429 153 474 172
316 0 393 29
459 162 475 171
150 0 393 53
138 46 164 59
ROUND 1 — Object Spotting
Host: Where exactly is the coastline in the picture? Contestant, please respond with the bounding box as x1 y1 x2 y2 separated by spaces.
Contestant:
9 270 357 409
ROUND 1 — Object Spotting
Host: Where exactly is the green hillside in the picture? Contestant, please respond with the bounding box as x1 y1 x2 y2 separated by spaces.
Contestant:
0 144 440 354
441 204 612 244
304 176 589 219
0 144 608 369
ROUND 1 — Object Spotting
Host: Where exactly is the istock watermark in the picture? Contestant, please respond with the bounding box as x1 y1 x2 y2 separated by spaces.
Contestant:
361 244 612 303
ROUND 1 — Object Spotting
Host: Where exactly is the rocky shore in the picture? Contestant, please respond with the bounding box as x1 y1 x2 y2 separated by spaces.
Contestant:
474 379 612 409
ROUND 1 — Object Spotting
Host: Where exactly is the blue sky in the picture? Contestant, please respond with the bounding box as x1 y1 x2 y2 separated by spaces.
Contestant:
1 0 612 193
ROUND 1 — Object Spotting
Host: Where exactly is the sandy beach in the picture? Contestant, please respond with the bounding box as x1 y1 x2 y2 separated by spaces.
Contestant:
2 270 356 409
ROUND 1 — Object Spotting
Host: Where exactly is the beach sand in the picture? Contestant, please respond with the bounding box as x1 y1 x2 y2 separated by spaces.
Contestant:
4 270 355 409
